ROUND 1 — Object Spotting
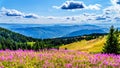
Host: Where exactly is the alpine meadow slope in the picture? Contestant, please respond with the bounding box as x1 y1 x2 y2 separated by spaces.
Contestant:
60 36 106 53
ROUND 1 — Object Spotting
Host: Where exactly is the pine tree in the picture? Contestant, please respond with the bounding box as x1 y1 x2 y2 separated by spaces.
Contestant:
33 41 41 51
103 26 119 54
0 44 2 50
115 28 119 37
115 28 120 53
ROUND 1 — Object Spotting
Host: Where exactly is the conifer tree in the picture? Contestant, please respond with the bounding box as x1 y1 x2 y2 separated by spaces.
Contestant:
0 44 2 50
33 41 41 51
103 26 119 54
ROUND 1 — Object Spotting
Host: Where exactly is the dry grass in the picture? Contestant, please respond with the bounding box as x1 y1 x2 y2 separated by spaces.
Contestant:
60 36 106 53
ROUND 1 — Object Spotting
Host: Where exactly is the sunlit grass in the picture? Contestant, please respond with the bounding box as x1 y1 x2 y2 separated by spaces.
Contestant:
27 42 35 46
60 36 106 53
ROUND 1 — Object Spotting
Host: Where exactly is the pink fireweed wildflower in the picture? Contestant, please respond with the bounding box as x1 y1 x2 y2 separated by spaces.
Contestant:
0 49 119 68
65 63 72 68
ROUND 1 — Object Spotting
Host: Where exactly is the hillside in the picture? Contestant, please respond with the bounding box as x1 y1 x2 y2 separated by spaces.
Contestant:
0 26 107 51
0 27 37 42
60 36 106 53
0 27 40 50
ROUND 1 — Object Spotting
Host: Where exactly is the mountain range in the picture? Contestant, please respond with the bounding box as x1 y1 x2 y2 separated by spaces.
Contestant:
0 23 108 39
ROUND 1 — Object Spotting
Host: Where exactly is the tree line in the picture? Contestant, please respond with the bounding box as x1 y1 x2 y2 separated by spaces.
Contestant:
0 27 104 51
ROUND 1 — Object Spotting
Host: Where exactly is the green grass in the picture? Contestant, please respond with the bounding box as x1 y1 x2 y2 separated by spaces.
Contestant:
60 36 106 53
27 42 35 46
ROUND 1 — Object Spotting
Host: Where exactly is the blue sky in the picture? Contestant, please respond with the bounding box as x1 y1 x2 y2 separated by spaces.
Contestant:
0 0 120 24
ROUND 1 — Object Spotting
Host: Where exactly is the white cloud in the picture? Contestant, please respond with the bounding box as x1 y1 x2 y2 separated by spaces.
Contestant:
0 7 112 24
104 0 120 14
24 13 39 19
53 1 101 10
1 7 24 16
0 7 39 19
86 4 101 10
1 1 120 25
53 1 85 10
111 0 120 5
101 0 120 23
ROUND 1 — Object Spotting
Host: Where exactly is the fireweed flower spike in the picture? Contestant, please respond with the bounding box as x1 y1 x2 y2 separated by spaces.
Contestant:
0 49 119 68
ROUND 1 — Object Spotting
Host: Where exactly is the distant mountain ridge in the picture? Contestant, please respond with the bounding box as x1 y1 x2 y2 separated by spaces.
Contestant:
0 23 108 39
65 29 105 37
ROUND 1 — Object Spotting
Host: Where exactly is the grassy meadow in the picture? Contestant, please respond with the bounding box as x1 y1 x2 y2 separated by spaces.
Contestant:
60 36 106 53
0 49 120 68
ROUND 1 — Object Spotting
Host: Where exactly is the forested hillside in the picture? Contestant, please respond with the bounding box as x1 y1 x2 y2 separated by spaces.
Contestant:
0 27 106 50
0 27 38 50
0 27 37 42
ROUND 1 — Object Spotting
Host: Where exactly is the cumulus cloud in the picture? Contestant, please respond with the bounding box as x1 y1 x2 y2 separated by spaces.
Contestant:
96 16 106 20
86 4 101 10
0 11 114 24
116 0 120 4
1 7 24 16
61 1 84 9
52 0 120 23
24 13 39 19
104 0 120 15
53 1 101 10
114 17 120 21
46 16 58 19
111 0 120 5
64 17 76 21
53 1 85 10
0 7 39 19
1 0 120 25
101 0 120 23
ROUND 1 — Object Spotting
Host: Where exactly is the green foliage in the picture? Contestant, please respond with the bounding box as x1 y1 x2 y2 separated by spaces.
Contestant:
0 43 2 50
0 27 36 50
0 27 107 51
33 41 46 51
0 27 37 42
103 26 120 54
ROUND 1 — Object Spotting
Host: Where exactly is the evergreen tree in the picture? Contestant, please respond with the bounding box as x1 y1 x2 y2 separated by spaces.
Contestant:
115 28 119 37
33 41 41 51
115 28 120 53
22 43 28 50
27 44 32 50
0 44 2 50
103 26 119 54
